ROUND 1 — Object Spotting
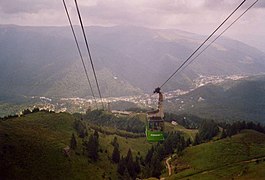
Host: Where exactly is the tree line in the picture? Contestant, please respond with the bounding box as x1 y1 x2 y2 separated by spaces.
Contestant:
82 109 145 133
219 121 265 138
193 120 219 145
192 120 265 146
70 130 142 179
142 132 190 178
70 128 190 179
89 124 145 138
116 144 141 179
114 132 191 179
0 107 55 120
164 113 203 129
70 129 100 162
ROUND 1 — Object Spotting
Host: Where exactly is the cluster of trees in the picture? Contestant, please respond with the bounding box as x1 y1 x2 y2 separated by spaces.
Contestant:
0 114 19 120
72 120 100 161
219 121 265 138
109 137 141 179
83 131 99 161
83 110 145 133
70 133 77 150
125 107 148 113
114 132 190 179
111 137 120 163
0 107 55 120
72 119 101 161
90 124 145 138
143 132 190 178
117 149 141 179
164 113 203 129
193 120 219 145
21 108 55 115
74 117 144 140
71 122 191 178
73 119 88 138
192 120 265 146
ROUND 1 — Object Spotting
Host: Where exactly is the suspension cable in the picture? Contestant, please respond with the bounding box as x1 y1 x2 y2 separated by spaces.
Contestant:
62 0 98 109
159 0 246 88
74 0 105 109
181 0 259 72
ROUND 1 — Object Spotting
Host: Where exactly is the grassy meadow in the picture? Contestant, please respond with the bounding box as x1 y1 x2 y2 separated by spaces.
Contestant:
168 130 265 179
0 111 152 179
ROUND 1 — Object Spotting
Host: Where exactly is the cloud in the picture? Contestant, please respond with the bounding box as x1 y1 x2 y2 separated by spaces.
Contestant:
0 0 260 25
0 0 61 14
203 0 265 9
203 0 242 9
71 0 216 28
0 0 264 32
0 0 264 51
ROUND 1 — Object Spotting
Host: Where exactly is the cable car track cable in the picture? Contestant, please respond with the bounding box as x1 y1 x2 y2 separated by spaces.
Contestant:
74 0 105 109
159 0 247 88
62 0 98 109
181 0 259 73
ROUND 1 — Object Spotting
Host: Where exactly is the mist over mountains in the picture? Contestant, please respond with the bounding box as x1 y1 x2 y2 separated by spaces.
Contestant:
1 25 265 99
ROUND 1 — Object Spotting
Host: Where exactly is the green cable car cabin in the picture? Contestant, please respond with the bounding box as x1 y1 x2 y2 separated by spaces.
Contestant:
146 88 165 142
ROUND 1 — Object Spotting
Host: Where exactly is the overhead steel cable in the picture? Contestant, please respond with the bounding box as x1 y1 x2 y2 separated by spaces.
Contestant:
182 0 259 72
159 0 247 88
74 0 105 109
62 0 98 109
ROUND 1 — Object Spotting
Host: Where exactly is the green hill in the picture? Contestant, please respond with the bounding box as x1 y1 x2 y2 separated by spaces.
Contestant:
164 122 198 141
168 130 265 179
2 111 265 179
0 111 152 179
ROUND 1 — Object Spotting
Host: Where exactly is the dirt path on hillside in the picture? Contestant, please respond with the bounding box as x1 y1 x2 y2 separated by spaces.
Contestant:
166 157 172 176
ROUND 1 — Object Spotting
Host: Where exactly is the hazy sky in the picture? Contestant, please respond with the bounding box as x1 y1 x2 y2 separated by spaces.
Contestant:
0 0 264 51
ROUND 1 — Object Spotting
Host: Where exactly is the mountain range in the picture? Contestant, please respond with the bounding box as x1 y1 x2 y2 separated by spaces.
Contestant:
1 24 265 99
165 74 265 122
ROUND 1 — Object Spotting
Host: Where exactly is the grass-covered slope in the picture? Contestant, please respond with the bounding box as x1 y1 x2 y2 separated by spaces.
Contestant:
164 122 198 141
169 130 265 179
0 112 76 179
0 112 152 180
3 111 265 179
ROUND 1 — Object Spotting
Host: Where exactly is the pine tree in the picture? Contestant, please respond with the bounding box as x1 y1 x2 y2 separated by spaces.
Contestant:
134 156 141 174
127 159 136 178
117 156 126 175
111 136 119 148
86 134 99 161
156 145 166 161
125 148 136 178
112 145 120 163
198 120 219 141
125 148 133 163
70 133 77 150
145 146 154 164
150 152 163 178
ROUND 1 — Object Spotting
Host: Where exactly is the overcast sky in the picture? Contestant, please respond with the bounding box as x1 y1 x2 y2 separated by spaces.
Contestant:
0 0 264 51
